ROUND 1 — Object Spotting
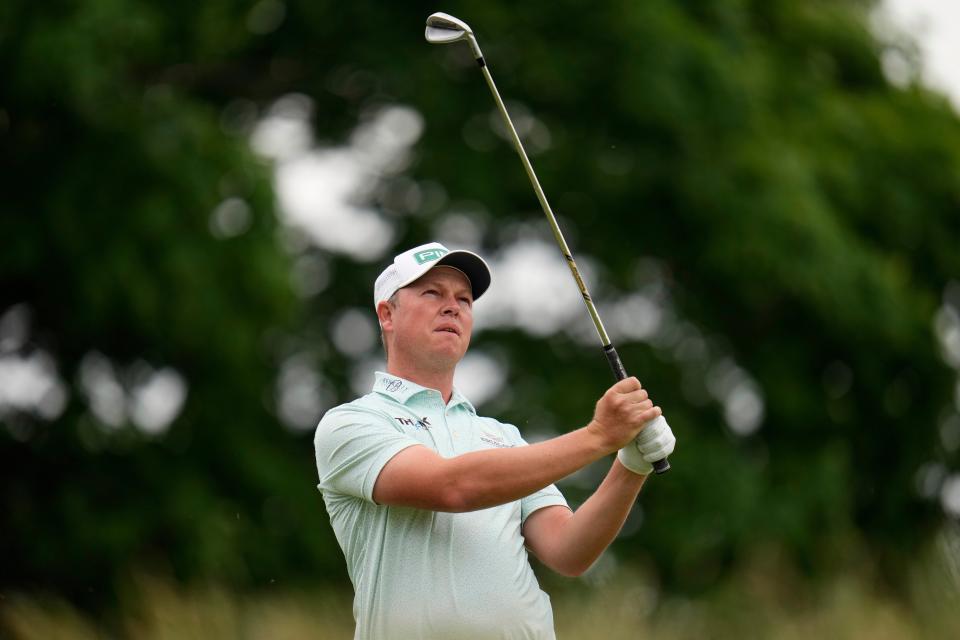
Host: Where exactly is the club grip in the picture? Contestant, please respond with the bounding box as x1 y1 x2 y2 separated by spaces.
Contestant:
603 345 671 474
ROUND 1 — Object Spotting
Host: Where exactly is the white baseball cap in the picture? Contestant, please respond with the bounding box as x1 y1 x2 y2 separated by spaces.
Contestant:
374 242 492 309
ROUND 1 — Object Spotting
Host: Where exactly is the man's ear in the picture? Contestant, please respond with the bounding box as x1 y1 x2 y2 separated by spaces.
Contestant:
377 299 394 332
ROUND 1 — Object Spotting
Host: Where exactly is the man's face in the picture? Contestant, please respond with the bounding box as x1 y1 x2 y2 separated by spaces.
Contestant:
380 266 474 370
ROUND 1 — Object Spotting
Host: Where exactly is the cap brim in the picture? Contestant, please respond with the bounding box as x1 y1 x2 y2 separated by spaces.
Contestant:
437 250 491 301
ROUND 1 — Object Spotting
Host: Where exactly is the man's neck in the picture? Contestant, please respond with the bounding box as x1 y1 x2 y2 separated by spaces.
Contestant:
386 362 455 403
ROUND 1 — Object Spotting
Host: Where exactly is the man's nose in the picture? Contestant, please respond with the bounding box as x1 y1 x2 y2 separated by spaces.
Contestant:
441 296 459 315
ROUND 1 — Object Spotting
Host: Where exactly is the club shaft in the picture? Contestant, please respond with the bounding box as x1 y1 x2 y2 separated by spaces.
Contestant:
470 41 670 474
478 63 612 347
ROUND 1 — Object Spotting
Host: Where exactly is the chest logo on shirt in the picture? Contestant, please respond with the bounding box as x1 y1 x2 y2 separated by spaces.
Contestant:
479 432 513 448
395 416 431 430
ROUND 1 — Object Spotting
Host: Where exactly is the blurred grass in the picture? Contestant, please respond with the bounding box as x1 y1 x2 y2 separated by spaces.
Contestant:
3 541 958 640
1 575 356 640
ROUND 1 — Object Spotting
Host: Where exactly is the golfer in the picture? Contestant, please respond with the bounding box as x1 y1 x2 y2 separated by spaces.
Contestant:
315 242 676 639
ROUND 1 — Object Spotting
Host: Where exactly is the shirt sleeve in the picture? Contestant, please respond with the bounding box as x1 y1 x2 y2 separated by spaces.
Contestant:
500 422 570 523
314 404 422 503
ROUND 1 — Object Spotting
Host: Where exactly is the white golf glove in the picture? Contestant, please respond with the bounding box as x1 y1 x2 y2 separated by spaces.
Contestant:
617 415 676 476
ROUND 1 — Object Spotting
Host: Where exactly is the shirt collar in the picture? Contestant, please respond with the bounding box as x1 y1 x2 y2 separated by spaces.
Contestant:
447 386 477 414
372 371 476 414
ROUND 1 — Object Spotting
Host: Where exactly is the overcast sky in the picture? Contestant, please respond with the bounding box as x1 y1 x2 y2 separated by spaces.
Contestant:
881 0 960 112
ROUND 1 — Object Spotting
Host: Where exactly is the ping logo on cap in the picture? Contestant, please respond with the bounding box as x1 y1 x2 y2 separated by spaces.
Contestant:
413 248 449 264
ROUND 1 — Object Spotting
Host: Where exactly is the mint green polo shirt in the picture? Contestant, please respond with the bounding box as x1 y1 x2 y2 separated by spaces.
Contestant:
315 371 569 640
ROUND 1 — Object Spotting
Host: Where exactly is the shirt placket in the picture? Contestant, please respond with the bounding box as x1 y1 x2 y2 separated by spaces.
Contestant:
436 396 457 456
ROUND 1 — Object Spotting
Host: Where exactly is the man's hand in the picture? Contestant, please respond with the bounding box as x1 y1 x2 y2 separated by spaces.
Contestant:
617 415 676 476
587 377 662 452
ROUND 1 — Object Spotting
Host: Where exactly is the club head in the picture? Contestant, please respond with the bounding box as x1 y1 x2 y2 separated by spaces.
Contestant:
425 12 472 45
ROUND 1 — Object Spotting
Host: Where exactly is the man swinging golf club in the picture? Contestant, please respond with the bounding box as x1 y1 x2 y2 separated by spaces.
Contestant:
314 241 676 639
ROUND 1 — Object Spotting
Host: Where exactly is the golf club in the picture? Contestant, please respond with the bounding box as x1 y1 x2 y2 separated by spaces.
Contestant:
425 12 671 474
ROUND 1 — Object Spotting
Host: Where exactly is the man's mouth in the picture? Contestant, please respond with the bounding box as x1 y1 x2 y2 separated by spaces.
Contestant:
435 326 460 336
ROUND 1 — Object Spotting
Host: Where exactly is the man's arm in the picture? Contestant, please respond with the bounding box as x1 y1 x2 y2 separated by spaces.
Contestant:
520 459 646 577
372 377 659 512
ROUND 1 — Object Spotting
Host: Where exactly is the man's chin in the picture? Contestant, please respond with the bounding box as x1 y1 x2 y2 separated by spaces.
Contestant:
432 342 469 366
440 346 468 364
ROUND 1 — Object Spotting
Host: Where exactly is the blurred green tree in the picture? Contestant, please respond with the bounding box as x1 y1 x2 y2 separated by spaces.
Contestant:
0 0 344 607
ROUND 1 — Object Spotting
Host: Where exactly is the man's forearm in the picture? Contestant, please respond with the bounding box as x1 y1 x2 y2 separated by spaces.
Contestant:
440 425 611 511
525 459 646 576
